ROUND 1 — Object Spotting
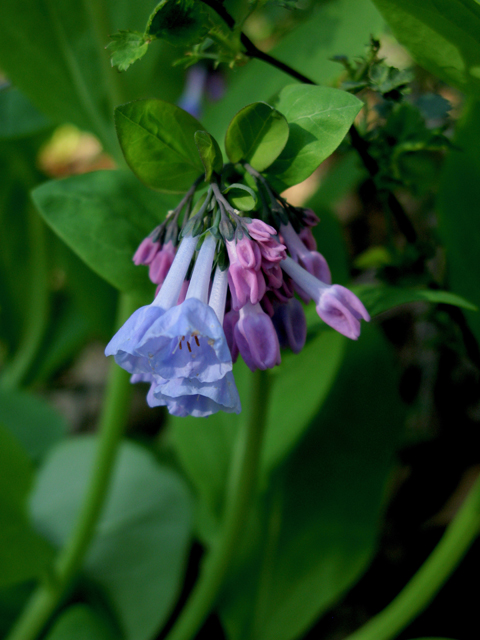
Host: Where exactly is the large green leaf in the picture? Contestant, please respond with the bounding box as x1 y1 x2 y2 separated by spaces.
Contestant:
115 99 205 193
219 326 405 640
0 389 67 461
437 99 480 343
170 331 347 540
32 170 178 297
203 0 384 141
30 436 193 640
371 0 480 98
265 85 362 190
225 102 289 172
46 605 119 640
0 0 117 153
0 423 53 588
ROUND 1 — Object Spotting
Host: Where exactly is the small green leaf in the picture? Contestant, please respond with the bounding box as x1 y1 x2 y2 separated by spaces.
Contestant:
225 102 289 171
194 131 223 182
106 31 149 72
145 0 208 46
265 85 363 190
31 437 193 640
223 183 257 211
45 605 119 640
0 389 67 461
0 423 53 588
115 99 205 193
32 170 178 296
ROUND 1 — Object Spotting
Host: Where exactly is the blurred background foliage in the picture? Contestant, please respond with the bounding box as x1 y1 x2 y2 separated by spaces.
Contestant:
0 1 479 640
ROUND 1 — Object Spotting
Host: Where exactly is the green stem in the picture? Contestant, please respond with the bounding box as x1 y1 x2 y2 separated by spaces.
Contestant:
164 369 270 640
0 210 49 390
6 294 137 640
344 473 480 640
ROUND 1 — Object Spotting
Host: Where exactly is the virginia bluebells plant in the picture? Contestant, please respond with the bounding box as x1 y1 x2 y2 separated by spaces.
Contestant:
105 154 369 418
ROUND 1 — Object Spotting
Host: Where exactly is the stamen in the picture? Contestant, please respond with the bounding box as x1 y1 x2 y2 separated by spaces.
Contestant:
179 340 182 350
194 335 200 347
187 341 192 353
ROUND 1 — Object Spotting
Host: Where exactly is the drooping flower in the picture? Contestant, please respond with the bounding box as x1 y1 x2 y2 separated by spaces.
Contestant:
105 233 198 373
234 301 281 371
280 257 370 339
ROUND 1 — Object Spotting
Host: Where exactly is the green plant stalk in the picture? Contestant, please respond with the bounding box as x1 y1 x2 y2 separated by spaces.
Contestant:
164 369 270 640
6 293 137 640
0 210 49 390
344 472 480 640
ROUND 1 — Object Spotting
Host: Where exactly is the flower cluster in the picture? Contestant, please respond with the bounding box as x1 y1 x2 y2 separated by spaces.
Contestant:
105 170 369 418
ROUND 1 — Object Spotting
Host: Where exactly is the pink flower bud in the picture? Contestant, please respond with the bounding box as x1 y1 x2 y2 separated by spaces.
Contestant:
133 237 160 265
148 241 176 285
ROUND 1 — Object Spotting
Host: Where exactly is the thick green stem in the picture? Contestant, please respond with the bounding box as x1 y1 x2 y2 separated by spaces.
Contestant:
344 472 480 640
6 294 137 640
164 369 270 640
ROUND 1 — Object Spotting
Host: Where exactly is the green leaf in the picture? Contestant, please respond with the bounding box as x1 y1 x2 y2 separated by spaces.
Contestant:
266 85 362 190
263 330 346 472
0 0 118 152
370 0 480 98
194 131 223 182
31 436 193 640
145 0 208 46
32 170 178 297
0 423 53 588
354 284 478 316
115 99 206 193
170 332 347 541
0 389 67 461
437 99 480 343
45 605 119 640
202 0 383 142
106 30 149 72
225 102 290 172
0 88 51 139
219 326 406 640
223 183 257 212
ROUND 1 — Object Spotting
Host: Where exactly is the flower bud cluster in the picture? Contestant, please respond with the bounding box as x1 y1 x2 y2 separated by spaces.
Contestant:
105 173 369 418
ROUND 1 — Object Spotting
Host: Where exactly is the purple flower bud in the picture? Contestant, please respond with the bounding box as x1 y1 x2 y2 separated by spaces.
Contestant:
227 237 262 270
247 220 286 262
133 237 160 265
301 208 320 227
234 302 281 371
272 298 307 354
280 257 370 340
228 264 267 310
262 259 283 289
316 285 370 340
148 241 176 285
